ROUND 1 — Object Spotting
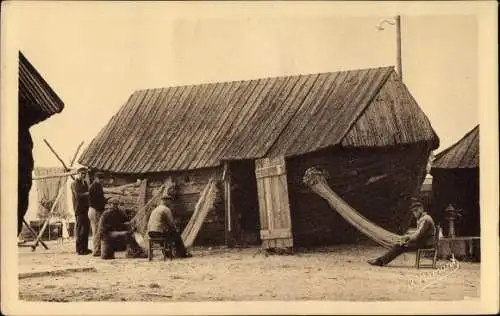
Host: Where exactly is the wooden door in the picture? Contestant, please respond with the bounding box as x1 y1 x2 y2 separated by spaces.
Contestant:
255 156 293 249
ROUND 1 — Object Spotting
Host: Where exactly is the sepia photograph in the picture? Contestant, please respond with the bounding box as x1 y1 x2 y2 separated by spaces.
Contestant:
1 1 498 315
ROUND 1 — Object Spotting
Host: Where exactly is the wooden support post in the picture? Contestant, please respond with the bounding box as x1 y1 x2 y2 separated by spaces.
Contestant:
31 185 65 250
24 141 83 251
32 170 79 181
22 219 49 249
43 140 84 181
223 162 233 248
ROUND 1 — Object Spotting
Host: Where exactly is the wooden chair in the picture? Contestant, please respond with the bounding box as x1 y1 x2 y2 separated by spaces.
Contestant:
148 231 174 261
415 225 440 269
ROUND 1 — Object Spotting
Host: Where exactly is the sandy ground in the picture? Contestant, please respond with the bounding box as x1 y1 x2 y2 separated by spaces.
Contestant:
18 239 480 302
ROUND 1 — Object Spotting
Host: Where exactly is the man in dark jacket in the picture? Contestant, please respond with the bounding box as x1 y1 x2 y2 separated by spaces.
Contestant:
98 198 146 259
368 200 436 266
88 171 106 256
71 167 91 255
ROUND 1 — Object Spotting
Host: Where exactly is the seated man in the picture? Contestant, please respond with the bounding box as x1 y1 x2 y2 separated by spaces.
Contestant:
368 200 436 267
98 197 146 259
147 187 191 258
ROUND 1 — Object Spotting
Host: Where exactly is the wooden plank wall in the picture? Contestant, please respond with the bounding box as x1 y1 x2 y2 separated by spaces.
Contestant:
101 175 143 220
103 167 226 245
431 169 480 237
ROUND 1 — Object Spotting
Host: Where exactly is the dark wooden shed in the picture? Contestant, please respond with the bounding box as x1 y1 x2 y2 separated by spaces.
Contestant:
79 66 439 249
431 125 479 237
18 51 65 235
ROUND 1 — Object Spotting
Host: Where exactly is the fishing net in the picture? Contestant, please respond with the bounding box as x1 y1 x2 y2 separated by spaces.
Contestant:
303 167 404 248
129 184 167 248
181 178 218 248
34 167 68 220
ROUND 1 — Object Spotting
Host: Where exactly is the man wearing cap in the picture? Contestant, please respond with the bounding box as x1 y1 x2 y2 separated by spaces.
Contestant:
98 197 145 259
147 186 191 258
88 171 106 257
368 200 436 266
71 167 91 255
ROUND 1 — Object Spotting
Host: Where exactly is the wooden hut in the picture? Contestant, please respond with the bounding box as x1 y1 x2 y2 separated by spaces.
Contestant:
18 51 64 235
79 66 439 249
431 125 479 237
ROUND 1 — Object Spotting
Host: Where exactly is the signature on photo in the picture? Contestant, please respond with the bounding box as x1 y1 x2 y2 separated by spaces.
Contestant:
408 255 460 290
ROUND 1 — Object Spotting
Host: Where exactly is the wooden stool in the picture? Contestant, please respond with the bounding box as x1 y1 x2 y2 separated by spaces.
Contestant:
148 231 174 261
415 226 440 269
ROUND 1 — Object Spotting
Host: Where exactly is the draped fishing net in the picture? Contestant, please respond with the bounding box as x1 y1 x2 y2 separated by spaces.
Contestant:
303 167 404 249
34 167 68 220
129 184 167 249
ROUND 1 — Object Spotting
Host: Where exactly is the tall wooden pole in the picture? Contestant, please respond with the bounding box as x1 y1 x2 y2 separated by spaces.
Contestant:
377 16 403 81
223 162 233 248
396 15 403 81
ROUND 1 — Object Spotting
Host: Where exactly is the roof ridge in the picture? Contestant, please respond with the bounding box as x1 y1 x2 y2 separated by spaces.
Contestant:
79 65 436 173
131 66 395 94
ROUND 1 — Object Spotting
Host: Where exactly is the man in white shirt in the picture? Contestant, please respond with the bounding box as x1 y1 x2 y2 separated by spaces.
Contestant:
147 187 191 258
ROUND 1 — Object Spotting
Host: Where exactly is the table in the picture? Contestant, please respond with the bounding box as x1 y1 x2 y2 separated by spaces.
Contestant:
438 236 480 262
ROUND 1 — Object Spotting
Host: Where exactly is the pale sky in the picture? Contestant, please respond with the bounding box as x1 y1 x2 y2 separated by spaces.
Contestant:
5 2 480 167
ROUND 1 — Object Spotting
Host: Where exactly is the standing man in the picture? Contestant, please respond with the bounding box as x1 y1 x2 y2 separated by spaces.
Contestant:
368 200 436 266
147 186 191 258
88 171 106 257
71 167 91 255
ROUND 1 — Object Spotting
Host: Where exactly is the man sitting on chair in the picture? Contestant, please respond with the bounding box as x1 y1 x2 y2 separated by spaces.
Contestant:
368 200 436 266
98 197 146 259
147 187 191 258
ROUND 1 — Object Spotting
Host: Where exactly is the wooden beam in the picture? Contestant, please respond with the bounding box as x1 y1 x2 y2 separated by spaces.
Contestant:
181 178 218 248
31 184 65 250
103 181 141 195
43 139 70 170
28 140 83 251
33 170 79 180
69 141 84 166
44 140 83 181
21 219 49 249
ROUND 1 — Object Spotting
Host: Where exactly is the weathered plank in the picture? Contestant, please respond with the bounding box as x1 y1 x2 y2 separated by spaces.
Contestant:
181 178 218 248
255 156 293 250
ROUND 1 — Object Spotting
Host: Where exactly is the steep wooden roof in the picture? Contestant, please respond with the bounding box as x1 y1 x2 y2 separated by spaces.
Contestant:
19 51 64 126
432 125 479 169
79 67 438 173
